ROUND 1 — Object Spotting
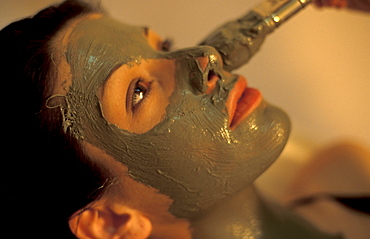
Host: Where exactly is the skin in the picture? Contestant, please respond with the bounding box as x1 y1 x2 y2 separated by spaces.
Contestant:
55 14 290 219
99 58 176 134
49 12 339 239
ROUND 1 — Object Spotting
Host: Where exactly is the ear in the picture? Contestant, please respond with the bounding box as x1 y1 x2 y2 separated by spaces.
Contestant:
69 203 152 239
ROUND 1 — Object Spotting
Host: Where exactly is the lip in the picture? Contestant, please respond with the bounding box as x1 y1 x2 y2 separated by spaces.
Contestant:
226 76 262 130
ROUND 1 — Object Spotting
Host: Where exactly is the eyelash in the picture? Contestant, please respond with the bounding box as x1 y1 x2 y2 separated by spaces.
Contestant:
161 38 173 52
130 78 148 110
127 38 171 110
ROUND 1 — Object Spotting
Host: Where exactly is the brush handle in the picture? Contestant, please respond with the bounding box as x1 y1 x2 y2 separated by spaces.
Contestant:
200 0 312 71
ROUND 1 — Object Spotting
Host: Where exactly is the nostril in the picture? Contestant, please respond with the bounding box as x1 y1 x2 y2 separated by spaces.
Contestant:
208 70 218 82
205 70 219 94
208 70 214 81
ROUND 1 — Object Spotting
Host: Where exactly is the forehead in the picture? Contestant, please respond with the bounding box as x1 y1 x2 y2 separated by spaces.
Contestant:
69 16 157 61
65 16 161 92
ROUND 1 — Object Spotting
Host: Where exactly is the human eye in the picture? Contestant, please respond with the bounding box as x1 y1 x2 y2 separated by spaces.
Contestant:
160 38 173 52
133 83 146 106
144 27 173 52
128 78 149 110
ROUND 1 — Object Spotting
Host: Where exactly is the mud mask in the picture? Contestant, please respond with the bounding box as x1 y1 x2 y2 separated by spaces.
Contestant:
63 16 290 218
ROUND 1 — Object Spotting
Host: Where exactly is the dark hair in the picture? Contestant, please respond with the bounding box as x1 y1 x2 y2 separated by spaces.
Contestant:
0 1 113 238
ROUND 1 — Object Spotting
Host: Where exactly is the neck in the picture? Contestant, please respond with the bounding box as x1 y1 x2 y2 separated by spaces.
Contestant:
190 185 340 239
191 185 262 238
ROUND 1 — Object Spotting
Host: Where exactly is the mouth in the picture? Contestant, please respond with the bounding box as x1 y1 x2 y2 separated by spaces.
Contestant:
226 76 262 130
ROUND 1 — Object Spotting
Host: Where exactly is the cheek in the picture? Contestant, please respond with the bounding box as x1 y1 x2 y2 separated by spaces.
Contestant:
99 88 127 128
131 96 169 134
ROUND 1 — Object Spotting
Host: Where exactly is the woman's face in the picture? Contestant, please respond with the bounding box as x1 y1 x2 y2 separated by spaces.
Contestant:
59 14 290 218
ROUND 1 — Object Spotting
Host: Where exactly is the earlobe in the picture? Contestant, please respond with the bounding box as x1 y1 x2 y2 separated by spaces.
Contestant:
69 203 152 239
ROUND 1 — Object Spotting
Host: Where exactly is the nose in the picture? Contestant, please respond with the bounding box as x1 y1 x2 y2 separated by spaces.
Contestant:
172 46 223 94
196 55 220 94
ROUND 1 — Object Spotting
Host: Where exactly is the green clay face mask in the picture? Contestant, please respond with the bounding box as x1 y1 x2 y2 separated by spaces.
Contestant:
63 16 290 218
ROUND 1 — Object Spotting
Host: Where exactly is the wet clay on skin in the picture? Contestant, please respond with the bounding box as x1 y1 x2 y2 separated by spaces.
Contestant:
200 11 269 72
200 0 312 72
62 16 290 219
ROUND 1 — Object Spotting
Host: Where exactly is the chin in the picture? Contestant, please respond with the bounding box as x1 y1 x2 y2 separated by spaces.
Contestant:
231 100 291 181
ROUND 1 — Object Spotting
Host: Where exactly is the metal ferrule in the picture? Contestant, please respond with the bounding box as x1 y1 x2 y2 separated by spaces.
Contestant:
253 0 312 29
